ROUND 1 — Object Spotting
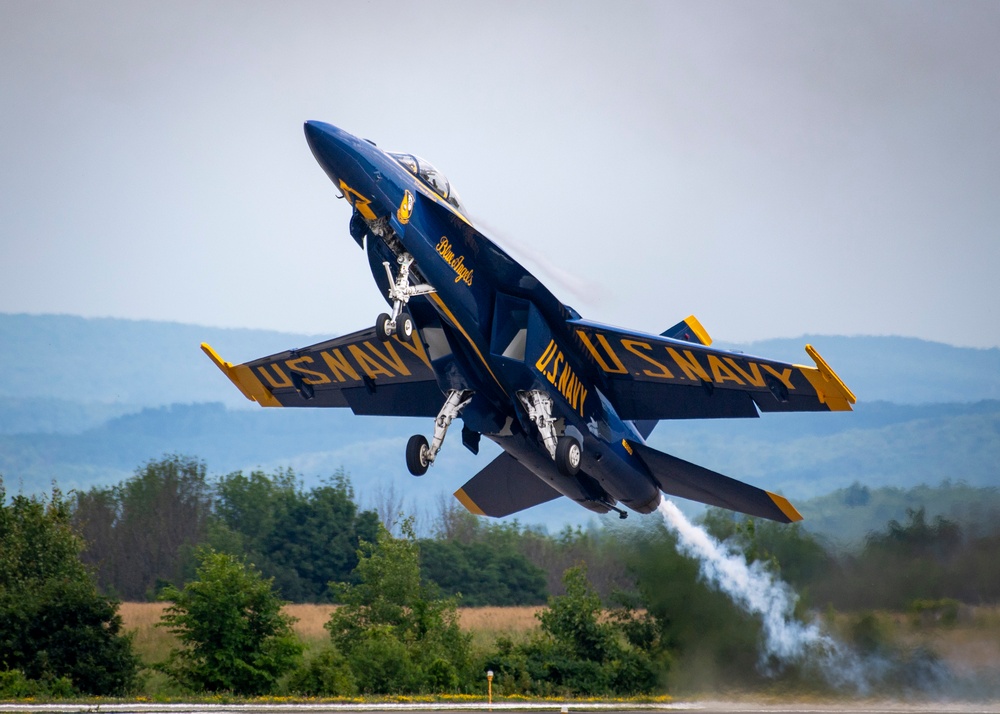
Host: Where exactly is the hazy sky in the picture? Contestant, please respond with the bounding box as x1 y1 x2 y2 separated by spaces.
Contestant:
3 1 999 349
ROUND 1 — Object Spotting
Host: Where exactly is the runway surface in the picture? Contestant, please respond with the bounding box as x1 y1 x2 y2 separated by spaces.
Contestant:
2 702 1000 714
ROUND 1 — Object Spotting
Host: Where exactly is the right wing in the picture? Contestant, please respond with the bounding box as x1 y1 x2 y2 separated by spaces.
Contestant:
572 319 856 421
202 327 443 417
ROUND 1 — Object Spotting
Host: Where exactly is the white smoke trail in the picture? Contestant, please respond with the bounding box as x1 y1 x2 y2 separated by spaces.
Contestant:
656 499 876 693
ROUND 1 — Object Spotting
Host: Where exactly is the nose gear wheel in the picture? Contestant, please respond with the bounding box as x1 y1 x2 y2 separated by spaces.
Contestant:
376 253 434 340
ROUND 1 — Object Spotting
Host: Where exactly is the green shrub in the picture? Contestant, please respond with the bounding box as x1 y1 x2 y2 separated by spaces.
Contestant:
282 648 356 696
320 520 473 694
158 548 302 695
483 565 660 697
908 598 961 628
0 669 75 699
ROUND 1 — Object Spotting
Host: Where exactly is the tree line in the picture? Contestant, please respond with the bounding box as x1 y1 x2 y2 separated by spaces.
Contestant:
67 455 1000 612
70 455 617 605
1 478 661 698
3 455 1000 698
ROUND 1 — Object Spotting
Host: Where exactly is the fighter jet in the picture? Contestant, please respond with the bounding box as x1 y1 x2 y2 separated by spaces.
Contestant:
203 122 856 523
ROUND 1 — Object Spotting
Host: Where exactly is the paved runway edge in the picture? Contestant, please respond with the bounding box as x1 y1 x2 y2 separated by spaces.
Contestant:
2 702 1000 714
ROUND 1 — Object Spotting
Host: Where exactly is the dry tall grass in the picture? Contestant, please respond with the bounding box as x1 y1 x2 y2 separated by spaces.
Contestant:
119 602 177 663
120 602 1000 677
119 603 543 662
457 606 542 632
283 604 336 643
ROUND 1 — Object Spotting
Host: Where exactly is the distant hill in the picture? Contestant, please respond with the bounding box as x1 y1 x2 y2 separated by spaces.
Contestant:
648 399 1000 499
796 481 1000 550
717 335 1000 404
5 314 998 411
1 313 998 532
0 313 321 412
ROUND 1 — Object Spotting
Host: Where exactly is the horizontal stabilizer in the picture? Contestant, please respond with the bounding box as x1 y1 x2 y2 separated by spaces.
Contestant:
632 442 802 523
455 453 562 518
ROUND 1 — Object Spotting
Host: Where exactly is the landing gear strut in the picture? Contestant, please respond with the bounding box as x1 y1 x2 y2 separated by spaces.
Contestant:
376 253 435 340
517 390 582 476
406 389 473 476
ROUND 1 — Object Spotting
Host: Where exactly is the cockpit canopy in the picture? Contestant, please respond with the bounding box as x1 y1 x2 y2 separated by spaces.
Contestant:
389 152 467 216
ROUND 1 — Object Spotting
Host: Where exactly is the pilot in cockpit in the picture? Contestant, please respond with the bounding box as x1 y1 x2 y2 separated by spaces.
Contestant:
389 152 467 216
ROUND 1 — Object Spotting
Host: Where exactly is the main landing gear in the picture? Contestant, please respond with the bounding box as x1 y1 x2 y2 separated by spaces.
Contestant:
406 389 474 476
375 252 435 341
517 390 582 477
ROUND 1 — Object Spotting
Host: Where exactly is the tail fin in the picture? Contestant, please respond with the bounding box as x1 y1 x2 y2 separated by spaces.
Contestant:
661 315 712 345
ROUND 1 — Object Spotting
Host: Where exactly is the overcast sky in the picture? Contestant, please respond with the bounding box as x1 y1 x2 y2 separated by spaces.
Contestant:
3 1 999 349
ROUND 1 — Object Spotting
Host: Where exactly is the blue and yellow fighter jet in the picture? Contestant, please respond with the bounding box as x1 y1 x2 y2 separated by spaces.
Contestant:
203 122 857 523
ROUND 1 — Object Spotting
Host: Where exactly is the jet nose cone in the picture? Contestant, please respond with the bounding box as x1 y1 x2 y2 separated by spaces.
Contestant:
303 120 352 182
304 120 321 143
303 120 342 154
303 119 331 145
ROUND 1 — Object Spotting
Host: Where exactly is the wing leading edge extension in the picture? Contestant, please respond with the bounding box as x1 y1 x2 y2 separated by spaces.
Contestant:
571 319 856 421
202 327 443 417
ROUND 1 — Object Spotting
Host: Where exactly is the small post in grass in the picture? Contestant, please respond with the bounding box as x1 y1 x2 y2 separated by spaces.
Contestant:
487 669 494 710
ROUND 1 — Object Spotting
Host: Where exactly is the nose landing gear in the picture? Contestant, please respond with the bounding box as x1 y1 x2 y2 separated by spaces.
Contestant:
406 389 474 476
376 253 435 341
376 311 413 341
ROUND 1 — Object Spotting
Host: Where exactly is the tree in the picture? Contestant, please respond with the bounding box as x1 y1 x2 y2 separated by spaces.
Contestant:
73 455 214 599
622 522 765 692
0 483 139 695
419 537 548 606
212 469 380 601
158 548 302 695
819 508 966 610
322 520 472 694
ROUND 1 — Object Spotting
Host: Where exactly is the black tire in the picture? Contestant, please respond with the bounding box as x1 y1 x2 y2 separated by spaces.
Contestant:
556 436 582 476
375 312 392 341
398 312 415 340
406 434 430 476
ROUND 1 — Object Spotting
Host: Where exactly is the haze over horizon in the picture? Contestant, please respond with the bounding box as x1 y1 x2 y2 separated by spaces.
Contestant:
3 2 999 348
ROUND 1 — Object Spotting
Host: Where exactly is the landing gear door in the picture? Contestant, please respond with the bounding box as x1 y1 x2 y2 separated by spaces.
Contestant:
489 293 531 363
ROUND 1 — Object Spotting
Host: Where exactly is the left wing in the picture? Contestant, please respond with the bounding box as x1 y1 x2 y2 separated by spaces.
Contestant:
202 327 443 417
572 319 855 421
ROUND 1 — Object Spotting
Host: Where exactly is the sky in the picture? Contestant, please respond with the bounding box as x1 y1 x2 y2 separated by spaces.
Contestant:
2 1 999 349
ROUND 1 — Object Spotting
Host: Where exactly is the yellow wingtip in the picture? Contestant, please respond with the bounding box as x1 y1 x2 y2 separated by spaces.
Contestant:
200 342 281 407
200 342 229 372
800 344 857 411
767 491 803 523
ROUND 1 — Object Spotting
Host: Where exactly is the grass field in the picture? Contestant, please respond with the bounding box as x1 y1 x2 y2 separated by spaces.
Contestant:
115 602 1000 698
120 602 1000 674
120 603 544 662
